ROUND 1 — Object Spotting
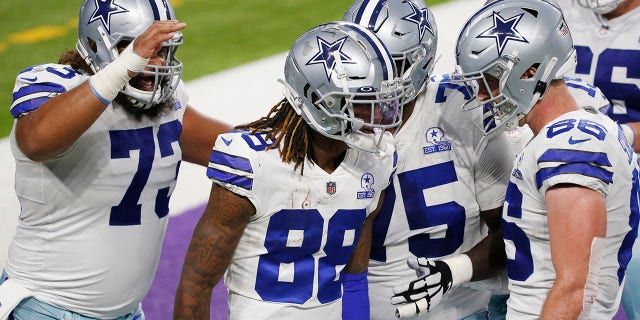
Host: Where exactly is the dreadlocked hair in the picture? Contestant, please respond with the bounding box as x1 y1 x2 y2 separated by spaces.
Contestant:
236 98 312 174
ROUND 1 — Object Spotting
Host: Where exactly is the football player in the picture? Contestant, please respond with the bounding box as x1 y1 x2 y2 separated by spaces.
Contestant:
344 1 527 319
556 0 640 318
0 0 231 319
411 0 638 318
173 21 402 320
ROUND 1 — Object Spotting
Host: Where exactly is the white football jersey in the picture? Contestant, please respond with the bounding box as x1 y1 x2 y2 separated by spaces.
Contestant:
503 107 639 319
367 76 528 320
564 77 610 110
6 63 188 318
206 130 396 319
558 0 640 123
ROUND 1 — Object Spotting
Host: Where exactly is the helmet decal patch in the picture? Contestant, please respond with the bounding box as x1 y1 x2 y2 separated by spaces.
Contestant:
477 12 528 56
89 0 129 33
423 127 452 155
401 2 435 42
306 36 356 81
357 173 375 199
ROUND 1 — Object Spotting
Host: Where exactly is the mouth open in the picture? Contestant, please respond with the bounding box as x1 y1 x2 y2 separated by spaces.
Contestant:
130 75 156 92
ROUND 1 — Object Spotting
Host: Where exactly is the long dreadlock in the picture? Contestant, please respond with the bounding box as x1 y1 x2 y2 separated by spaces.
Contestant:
236 98 313 174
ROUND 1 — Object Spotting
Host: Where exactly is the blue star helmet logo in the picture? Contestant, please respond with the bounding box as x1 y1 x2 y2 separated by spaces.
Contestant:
306 36 356 81
426 127 445 144
89 0 129 33
477 11 528 56
401 2 434 43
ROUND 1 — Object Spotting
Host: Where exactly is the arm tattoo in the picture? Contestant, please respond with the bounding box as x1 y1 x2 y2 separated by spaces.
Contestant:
174 185 254 319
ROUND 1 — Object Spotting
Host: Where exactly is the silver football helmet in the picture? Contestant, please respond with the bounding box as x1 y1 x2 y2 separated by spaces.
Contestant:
343 0 437 104
452 0 576 135
576 0 625 14
280 21 404 153
76 0 183 109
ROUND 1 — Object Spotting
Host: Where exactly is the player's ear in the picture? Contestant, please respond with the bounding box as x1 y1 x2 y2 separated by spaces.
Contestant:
520 65 538 80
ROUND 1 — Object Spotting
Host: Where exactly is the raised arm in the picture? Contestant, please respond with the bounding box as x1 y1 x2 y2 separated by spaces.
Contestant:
174 185 255 320
16 21 185 161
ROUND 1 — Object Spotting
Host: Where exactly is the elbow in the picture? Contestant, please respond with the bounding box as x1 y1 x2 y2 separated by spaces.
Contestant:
15 116 64 162
17 138 56 162
16 129 60 162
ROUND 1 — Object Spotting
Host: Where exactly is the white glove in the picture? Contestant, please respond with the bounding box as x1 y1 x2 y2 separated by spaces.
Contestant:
390 255 473 318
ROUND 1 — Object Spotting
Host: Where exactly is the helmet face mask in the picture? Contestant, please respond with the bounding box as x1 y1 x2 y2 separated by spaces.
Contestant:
576 0 625 14
452 56 522 134
452 0 576 135
76 0 183 110
343 0 438 105
280 21 404 154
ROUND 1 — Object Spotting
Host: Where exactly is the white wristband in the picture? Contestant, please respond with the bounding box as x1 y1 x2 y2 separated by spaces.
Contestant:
621 124 636 148
89 43 149 105
442 254 473 287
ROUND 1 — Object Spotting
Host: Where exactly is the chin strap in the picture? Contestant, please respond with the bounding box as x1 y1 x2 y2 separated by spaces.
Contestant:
529 56 557 109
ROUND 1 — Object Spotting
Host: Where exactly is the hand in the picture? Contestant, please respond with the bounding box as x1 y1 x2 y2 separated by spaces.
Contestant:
390 258 453 318
133 20 186 59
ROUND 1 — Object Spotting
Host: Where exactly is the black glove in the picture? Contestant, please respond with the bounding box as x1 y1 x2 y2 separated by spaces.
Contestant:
390 258 453 318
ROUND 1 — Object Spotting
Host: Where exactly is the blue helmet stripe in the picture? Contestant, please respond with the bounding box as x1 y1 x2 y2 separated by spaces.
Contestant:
149 0 172 20
148 0 161 20
353 0 387 30
338 22 395 81
161 0 173 19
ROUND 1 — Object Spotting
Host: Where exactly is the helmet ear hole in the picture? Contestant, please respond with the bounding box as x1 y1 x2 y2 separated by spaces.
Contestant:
117 40 132 50
521 63 539 79
87 38 97 53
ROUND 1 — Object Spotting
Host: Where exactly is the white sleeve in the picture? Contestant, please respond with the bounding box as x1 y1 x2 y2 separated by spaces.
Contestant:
475 127 530 210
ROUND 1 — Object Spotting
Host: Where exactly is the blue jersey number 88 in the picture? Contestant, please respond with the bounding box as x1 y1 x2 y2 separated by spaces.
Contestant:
255 208 366 304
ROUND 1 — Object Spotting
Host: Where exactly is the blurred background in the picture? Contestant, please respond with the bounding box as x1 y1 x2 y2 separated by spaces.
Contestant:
0 1 486 318
0 0 452 137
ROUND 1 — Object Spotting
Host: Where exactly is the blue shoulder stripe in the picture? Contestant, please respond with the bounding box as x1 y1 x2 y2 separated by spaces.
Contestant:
13 82 66 102
10 97 47 118
207 150 254 190
538 149 611 167
209 150 253 173
536 163 613 189
206 167 253 191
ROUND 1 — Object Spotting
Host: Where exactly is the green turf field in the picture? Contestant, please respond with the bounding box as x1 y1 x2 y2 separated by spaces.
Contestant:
0 0 449 138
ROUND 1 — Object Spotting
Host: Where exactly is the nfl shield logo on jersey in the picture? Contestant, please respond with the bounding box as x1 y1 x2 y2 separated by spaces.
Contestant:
326 181 337 195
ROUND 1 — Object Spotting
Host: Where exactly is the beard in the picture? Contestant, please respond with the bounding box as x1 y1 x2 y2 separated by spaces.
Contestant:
112 74 176 121
113 93 174 121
